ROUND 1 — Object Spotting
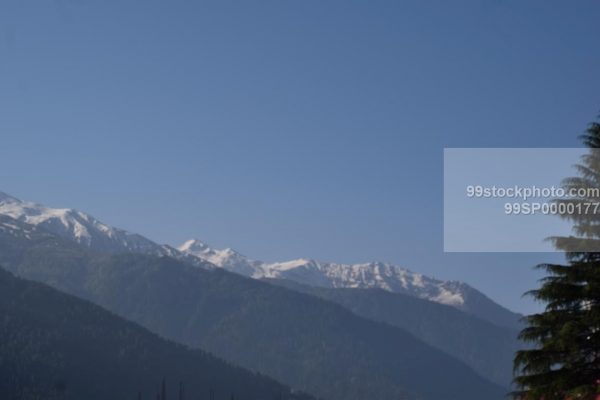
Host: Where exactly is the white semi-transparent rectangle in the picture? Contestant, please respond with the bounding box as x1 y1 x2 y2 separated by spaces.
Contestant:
444 148 600 252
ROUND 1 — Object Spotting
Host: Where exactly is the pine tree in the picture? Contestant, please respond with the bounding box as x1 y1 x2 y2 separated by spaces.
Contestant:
513 118 600 399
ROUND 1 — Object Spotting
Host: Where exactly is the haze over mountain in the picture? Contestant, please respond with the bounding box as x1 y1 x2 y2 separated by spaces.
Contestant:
0 213 506 400
0 191 520 329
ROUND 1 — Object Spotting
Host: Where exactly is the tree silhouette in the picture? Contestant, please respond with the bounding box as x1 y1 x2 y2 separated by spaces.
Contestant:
513 117 600 399
178 381 184 400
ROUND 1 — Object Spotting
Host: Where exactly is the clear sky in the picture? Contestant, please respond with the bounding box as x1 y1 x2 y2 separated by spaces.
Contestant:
2 1 600 313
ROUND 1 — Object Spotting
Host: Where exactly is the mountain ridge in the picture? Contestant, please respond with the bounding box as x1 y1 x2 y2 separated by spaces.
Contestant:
0 191 210 268
0 191 521 329
178 238 522 329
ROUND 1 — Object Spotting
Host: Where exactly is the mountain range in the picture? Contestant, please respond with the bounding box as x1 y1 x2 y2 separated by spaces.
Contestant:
0 190 530 397
0 213 507 400
179 238 522 330
0 191 520 330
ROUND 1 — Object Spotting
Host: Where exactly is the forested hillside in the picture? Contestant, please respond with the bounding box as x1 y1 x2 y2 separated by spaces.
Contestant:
0 268 312 400
265 278 520 387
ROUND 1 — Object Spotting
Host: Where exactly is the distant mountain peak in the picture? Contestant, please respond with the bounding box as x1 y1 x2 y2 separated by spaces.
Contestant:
176 240 468 306
177 239 257 276
179 239 240 256
0 190 207 267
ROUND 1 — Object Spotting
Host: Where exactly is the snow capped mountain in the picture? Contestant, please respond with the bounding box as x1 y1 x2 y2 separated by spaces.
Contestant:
0 191 208 268
179 239 262 276
178 240 467 307
0 192 159 253
178 239 522 328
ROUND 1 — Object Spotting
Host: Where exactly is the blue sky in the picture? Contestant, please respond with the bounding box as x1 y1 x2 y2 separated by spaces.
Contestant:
1 1 600 313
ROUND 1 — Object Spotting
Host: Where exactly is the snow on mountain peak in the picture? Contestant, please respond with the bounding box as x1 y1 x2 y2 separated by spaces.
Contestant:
0 194 119 247
0 191 206 267
267 258 316 271
177 239 260 276
176 240 468 308
179 239 211 253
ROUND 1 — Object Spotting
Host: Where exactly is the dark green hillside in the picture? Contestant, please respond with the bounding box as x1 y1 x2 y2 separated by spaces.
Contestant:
265 278 519 388
0 267 312 400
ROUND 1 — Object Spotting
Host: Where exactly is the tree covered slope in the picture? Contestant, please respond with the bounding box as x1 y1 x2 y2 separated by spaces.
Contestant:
0 267 313 400
265 278 520 388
